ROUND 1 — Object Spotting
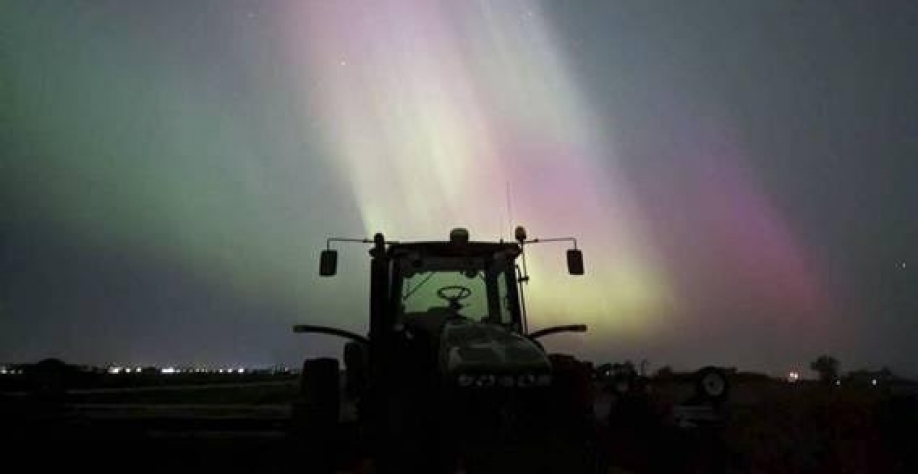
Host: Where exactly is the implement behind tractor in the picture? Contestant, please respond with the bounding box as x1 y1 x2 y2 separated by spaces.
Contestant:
291 227 601 473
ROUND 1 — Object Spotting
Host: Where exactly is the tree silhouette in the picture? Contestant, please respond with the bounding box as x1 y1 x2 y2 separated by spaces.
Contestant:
810 355 840 383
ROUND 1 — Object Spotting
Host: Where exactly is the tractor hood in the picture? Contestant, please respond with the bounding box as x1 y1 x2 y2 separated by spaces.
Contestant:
402 314 550 387
440 319 550 374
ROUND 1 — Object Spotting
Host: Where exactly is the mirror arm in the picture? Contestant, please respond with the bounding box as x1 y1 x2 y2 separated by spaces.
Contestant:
528 324 588 340
327 237 373 250
522 237 578 249
326 236 402 250
293 324 370 345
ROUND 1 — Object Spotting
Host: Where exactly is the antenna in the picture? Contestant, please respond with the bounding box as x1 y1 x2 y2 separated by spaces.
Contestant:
505 181 513 239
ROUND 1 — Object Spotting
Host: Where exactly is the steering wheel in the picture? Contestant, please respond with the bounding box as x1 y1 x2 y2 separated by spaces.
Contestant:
436 285 472 310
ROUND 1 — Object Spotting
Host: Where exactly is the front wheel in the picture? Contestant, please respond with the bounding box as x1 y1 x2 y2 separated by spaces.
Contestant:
289 357 341 473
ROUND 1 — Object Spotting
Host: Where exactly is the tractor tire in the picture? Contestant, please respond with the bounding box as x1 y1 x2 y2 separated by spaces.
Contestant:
694 366 730 404
289 357 341 474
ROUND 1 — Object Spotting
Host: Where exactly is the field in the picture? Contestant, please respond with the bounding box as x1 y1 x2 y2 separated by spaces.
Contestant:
598 379 918 473
1 374 916 473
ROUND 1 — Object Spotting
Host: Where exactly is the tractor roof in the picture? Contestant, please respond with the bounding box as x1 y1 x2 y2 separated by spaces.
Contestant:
387 241 521 259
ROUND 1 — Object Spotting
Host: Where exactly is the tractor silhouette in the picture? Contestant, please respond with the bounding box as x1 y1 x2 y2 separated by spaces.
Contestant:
291 227 600 473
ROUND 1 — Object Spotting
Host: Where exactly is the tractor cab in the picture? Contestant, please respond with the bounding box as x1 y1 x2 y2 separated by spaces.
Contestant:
390 240 522 331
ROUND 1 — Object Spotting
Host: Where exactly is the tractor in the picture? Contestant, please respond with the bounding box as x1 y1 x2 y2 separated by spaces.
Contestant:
291 226 602 473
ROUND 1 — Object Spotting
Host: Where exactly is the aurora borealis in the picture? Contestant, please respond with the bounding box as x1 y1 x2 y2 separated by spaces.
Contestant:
2 1 916 375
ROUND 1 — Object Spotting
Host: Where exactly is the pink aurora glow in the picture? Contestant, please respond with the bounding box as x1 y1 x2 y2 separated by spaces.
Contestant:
279 1 833 361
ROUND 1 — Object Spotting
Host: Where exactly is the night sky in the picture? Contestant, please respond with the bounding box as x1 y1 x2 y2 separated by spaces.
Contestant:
2 1 916 376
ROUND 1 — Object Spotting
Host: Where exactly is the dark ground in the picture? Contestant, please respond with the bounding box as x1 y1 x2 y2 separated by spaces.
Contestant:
1 375 916 473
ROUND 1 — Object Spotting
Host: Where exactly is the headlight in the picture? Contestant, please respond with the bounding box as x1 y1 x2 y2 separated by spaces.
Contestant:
475 374 496 388
457 374 475 387
536 374 552 387
517 374 536 388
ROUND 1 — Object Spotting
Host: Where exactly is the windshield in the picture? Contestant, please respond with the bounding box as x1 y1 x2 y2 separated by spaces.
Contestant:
396 257 515 326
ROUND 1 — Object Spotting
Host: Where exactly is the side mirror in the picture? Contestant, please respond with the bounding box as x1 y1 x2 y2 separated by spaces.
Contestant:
566 249 584 275
319 249 338 276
